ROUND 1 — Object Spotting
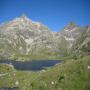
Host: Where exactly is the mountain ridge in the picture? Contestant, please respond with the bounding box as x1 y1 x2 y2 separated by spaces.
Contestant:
0 15 90 60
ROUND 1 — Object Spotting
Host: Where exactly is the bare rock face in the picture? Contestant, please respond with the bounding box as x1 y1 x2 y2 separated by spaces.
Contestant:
72 26 90 56
0 15 58 59
0 15 89 59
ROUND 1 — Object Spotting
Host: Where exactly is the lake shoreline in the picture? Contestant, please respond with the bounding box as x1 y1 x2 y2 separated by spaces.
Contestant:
0 60 62 71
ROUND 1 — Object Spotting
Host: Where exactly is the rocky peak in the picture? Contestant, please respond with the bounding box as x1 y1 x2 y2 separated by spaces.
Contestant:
64 22 78 30
19 14 32 22
0 14 50 34
20 14 27 19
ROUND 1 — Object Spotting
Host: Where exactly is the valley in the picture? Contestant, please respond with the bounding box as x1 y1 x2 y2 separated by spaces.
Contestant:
0 15 90 90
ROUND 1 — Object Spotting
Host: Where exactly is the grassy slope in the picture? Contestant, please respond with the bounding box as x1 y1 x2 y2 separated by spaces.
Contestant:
0 56 90 90
11 54 61 61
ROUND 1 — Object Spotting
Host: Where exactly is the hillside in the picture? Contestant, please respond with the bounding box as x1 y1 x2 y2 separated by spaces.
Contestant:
0 56 90 90
0 15 90 60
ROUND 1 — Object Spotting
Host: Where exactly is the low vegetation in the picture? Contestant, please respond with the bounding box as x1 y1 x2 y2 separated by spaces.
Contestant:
0 56 90 90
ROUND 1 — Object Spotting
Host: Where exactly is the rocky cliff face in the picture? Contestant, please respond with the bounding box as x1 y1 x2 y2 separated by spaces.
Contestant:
0 15 89 59
71 26 90 57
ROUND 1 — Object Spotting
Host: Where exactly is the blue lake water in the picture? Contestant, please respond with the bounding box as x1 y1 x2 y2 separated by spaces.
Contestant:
0 60 61 71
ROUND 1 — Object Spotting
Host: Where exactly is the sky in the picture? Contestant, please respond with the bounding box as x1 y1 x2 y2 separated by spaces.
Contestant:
0 0 90 31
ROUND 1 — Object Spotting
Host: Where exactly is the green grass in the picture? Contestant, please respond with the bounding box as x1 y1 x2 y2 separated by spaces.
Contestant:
0 56 90 90
10 53 62 61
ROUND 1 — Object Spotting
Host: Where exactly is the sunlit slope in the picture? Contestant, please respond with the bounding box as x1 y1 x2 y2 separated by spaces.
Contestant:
0 56 90 90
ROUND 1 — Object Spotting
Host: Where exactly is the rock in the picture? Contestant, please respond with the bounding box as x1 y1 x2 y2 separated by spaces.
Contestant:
0 15 89 59
15 81 19 86
88 65 90 69
51 81 54 85
0 73 8 77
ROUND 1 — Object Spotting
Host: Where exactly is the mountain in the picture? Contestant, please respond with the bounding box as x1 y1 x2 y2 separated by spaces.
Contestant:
0 15 59 60
0 15 90 60
71 26 90 57
60 22 90 58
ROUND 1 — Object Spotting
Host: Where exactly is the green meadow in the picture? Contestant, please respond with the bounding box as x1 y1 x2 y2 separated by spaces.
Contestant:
0 56 90 90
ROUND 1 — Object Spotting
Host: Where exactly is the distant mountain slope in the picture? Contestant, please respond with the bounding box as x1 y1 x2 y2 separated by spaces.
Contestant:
0 15 90 60
71 26 90 57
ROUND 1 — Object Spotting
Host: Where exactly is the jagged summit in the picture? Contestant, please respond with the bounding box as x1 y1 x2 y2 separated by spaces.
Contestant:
19 14 32 22
0 15 89 59
0 14 50 31
16 14 32 23
20 14 28 18
68 22 77 26
0 14 50 32
64 22 78 30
